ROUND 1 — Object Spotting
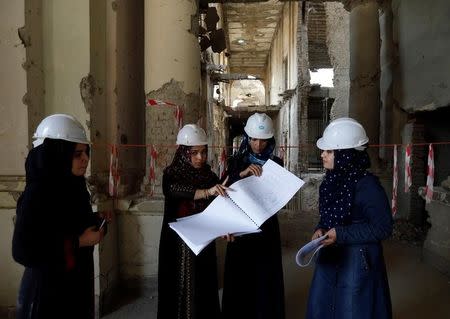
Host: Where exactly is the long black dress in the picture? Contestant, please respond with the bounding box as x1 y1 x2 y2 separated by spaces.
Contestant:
157 145 221 319
12 139 100 319
222 136 285 319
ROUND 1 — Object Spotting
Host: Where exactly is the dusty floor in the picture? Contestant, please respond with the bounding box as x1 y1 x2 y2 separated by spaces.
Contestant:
102 240 450 319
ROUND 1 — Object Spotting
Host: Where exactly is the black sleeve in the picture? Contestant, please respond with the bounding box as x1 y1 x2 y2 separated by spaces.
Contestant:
12 186 68 269
225 156 243 185
335 176 393 244
162 172 196 200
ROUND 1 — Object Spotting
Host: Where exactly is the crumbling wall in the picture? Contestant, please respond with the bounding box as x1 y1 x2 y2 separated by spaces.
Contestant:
325 2 350 119
144 79 202 197
392 0 450 112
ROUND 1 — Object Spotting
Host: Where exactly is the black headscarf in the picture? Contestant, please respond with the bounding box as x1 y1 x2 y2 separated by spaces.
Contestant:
13 138 93 266
25 139 89 183
164 145 218 189
24 139 91 224
236 132 276 166
318 148 370 229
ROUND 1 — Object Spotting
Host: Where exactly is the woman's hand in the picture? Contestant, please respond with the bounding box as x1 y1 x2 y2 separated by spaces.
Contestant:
239 164 262 178
312 228 325 240
222 233 235 242
79 226 104 247
321 228 337 247
207 176 229 197
99 210 113 223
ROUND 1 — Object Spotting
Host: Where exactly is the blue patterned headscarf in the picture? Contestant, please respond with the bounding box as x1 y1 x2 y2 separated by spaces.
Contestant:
237 132 276 166
318 148 370 229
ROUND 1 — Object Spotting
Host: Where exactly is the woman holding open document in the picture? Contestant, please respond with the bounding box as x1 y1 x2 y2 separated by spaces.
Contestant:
157 124 226 319
305 117 393 319
222 113 285 319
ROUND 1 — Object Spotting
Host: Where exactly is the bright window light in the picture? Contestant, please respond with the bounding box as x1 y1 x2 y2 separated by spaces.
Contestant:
309 68 334 87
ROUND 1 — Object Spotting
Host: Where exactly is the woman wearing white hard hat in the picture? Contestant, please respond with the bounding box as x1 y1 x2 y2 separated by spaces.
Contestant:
158 124 227 319
305 117 393 319
222 113 285 319
13 114 108 319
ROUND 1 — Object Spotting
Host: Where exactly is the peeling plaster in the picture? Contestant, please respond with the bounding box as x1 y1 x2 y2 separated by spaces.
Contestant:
17 26 31 48
145 79 201 124
144 79 201 196
410 102 438 113
80 73 96 113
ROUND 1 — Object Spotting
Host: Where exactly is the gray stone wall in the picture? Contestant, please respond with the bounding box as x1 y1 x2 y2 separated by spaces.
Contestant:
419 186 450 276
325 2 350 119
392 0 450 112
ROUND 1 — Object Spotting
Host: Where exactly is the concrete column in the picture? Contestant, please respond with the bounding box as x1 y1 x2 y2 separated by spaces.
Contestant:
87 5 121 315
116 0 145 195
144 0 201 196
0 1 28 314
325 2 350 119
0 0 28 176
145 0 200 96
24 0 45 147
344 0 381 165
89 0 117 194
379 0 394 160
42 0 90 128
297 2 310 173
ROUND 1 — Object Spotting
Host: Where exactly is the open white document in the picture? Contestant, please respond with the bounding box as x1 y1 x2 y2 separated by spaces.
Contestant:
169 159 305 255
295 234 328 267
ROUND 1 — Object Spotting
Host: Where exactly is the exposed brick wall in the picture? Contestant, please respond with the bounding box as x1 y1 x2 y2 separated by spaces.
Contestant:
308 2 332 69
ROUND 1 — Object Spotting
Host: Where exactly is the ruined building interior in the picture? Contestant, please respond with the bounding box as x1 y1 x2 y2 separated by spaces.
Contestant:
1 0 449 318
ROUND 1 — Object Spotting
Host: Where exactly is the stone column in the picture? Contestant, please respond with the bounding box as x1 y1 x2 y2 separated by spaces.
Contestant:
297 2 311 173
344 0 381 165
89 0 118 195
116 0 145 195
0 1 28 314
379 0 394 160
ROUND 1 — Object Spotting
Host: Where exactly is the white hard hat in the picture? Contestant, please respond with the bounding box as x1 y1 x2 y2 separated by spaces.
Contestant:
176 124 208 146
316 117 369 150
244 113 274 139
32 114 90 147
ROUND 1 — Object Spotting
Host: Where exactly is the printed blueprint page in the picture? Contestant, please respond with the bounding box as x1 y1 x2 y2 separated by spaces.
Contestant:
169 194 258 254
227 159 305 226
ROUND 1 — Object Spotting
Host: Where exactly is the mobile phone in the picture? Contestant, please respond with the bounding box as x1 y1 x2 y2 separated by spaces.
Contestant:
98 219 106 230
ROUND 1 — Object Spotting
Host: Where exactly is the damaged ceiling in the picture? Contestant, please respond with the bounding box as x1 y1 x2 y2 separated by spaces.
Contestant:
222 0 284 79
214 0 333 78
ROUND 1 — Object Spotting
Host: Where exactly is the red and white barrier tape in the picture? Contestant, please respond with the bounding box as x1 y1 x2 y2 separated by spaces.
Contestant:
392 145 398 215
109 144 120 197
404 144 412 193
425 144 434 203
148 145 158 196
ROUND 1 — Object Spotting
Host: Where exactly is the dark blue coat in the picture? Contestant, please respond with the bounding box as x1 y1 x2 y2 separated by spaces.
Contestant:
306 174 393 319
